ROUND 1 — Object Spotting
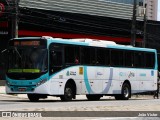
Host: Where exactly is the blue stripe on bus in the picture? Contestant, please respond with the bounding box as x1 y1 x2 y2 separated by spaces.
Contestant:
84 66 113 94
107 45 156 52
84 66 94 94
101 67 113 94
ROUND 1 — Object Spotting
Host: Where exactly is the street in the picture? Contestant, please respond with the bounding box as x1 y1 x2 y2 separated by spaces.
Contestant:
0 94 160 120
0 94 160 111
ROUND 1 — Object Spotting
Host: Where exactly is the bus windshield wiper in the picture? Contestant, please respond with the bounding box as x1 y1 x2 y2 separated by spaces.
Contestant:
14 47 22 59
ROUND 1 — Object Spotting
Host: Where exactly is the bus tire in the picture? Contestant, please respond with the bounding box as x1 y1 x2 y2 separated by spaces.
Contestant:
27 94 40 102
60 83 73 101
86 95 101 101
121 83 131 100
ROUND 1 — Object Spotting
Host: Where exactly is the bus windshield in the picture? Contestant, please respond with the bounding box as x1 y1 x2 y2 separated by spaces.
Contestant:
7 48 48 73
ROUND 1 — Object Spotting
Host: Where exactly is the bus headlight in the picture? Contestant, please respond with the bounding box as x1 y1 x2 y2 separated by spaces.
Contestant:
36 79 47 86
6 81 10 86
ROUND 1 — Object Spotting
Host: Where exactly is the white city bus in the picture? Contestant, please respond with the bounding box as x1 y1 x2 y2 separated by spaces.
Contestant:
6 36 158 101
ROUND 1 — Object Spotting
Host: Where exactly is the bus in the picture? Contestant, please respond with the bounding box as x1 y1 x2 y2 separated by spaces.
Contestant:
5 36 158 102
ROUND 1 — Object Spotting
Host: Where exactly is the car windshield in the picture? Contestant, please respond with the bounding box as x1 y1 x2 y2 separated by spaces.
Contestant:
7 48 48 73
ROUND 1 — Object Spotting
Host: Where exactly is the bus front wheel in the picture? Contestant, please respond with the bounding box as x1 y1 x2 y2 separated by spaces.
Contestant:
27 94 40 102
60 84 73 101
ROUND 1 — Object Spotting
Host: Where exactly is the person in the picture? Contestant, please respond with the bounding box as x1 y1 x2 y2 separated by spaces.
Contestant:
154 71 160 99
75 57 79 64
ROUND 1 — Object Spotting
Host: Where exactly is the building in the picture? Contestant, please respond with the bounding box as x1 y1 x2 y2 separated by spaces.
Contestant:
19 0 143 20
0 0 160 79
17 0 145 43
144 0 158 21
108 0 159 21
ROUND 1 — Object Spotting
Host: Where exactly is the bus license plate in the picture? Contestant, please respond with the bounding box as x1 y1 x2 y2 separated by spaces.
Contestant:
18 88 26 91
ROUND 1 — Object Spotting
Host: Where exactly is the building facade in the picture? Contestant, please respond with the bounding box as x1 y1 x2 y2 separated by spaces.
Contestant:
106 0 159 21
19 0 144 20
144 0 158 21
0 0 160 79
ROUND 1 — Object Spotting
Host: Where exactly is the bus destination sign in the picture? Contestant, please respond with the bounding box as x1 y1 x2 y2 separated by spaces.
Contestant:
14 41 40 46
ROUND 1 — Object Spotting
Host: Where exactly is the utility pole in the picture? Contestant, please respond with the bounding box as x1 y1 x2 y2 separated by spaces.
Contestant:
142 3 147 48
131 0 137 47
10 0 18 39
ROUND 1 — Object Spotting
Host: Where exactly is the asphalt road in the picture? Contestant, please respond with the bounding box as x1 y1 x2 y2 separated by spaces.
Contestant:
0 95 160 120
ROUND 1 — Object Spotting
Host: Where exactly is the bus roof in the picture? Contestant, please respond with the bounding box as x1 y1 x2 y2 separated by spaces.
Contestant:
12 36 156 52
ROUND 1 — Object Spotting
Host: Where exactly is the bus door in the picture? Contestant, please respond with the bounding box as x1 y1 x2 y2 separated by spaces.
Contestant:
49 44 64 74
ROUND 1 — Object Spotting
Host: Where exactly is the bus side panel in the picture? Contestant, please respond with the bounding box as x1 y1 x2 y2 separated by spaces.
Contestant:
47 66 157 95
138 69 157 92
49 66 84 95
81 66 117 95
83 67 103 94
34 81 51 94
107 68 136 94
102 67 119 94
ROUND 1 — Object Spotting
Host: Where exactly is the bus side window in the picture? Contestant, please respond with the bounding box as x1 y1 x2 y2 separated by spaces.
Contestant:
97 48 105 65
125 51 134 67
81 47 91 65
65 46 75 64
50 50 62 74
110 49 124 67
90 47 96 65
145 52 155 69
105 49 110 66
134 52 145 68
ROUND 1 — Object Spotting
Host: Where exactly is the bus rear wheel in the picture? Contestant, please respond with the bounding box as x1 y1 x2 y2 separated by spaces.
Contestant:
121 83 131 100
115 83 131 100
60 84 74 101
27 94 40 102
86 95 101 101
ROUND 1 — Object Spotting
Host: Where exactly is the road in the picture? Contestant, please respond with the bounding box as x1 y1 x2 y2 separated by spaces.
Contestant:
0 94 160 120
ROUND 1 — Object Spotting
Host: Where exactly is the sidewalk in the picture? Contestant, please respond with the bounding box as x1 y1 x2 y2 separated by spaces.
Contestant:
0 86 5 94
0 86 27 99
0 86 156 100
